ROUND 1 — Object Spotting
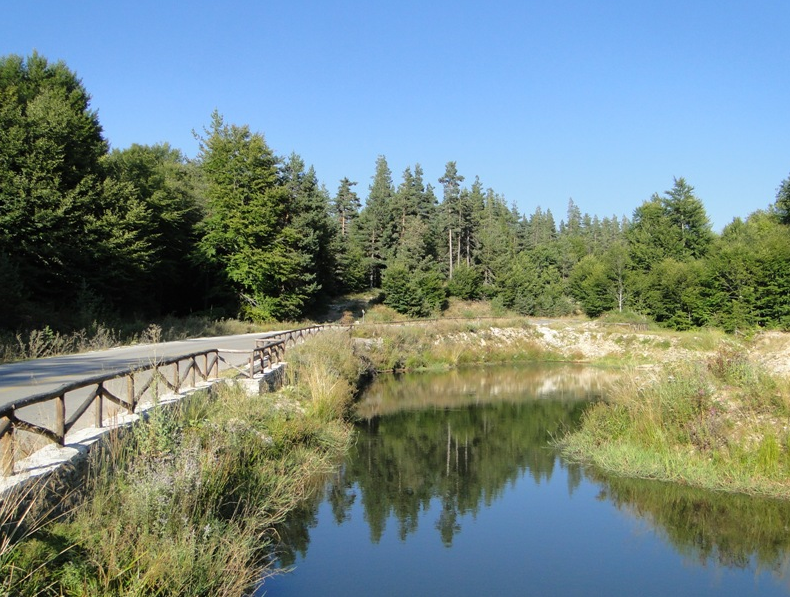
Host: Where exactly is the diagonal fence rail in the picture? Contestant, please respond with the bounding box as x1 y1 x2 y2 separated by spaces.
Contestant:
0 325 327 477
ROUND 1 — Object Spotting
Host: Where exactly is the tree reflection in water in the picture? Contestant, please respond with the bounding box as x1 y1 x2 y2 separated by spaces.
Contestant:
594 474 790 576
272 363 790 589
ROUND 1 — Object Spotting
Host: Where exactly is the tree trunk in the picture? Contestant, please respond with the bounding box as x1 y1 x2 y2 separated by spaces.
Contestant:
448 228 453 279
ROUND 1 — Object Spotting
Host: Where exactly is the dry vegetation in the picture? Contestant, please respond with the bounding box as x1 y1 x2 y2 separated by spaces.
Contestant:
0 331 359 596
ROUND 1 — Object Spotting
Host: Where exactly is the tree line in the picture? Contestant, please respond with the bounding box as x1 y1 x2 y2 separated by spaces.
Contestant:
2 53 789 332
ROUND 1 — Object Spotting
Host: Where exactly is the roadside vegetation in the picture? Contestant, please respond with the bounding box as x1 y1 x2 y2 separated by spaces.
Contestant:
0 316 295 364
0 331 362 596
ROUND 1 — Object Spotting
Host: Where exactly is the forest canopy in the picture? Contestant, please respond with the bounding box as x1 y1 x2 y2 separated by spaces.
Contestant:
1 53 789 332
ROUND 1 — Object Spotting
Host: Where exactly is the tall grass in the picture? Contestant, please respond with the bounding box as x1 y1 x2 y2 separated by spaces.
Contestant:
560 344 790 498
0 333 359 596
286 330 370 421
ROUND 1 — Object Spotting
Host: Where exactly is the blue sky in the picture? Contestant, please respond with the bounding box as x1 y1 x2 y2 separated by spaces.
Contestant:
3 0 789 230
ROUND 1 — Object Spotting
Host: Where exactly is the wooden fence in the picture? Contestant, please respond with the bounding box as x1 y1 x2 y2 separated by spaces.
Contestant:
0 325 327 477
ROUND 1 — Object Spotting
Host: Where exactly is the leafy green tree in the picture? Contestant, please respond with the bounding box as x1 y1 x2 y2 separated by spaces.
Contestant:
605 240 631 312
382 265 446 317
447 263 482 300
643 258 709 329
103 143 203 314
85 178 156 311
569 255 615 317
706 212 790 330
774 172 790 225
704 218 760 331
197 111 303 321
0 54 106 309
0 52 155 326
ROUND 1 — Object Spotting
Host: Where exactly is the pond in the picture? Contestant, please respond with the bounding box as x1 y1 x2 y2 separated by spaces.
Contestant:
258 363 790 596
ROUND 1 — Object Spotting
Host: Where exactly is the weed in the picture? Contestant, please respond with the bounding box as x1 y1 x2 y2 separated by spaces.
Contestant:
756 432 781 477
2 334 358 595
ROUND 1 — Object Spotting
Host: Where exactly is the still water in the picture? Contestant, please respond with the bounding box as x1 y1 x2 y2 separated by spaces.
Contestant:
259 364 790 596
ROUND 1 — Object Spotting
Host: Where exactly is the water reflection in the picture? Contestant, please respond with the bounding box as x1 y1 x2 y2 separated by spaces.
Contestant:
275 364 609 565
269 365 790 595
594 473 790 577
355 362 613 418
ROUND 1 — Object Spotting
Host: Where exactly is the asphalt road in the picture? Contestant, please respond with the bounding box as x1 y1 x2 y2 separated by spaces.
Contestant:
0 331 281 410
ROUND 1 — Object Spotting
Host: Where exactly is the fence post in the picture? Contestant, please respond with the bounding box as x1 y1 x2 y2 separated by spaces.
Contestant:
173 361 180 392
190 357 196 388
211 351 219 378
94 390 103 428
55 394 66 445
127 376 135 413
1 417 13 476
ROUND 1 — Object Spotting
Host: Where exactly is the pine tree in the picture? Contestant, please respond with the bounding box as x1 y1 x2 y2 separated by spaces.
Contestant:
332 177 361 237
439 161 465 278
662 177 713 260
774 172 790 225
475 189 518 291
280 154 337 314
355 156 394 288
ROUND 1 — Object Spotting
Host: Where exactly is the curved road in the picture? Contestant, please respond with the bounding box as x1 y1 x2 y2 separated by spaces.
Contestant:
0 331 282 410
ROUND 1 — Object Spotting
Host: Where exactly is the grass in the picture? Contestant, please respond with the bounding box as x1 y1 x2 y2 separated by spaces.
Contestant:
351 318 563 371
559 343 790 499
0 330 359 596
0 316 282 364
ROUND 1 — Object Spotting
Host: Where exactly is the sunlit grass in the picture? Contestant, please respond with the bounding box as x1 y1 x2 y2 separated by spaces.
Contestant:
351 320 564 371
0 335 358 595
559 343 790 499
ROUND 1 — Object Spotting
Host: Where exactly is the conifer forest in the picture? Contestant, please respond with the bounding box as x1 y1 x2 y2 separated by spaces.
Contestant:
2 53 789 333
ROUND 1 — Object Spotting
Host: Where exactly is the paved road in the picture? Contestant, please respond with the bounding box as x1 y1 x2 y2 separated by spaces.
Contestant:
0 331 281 410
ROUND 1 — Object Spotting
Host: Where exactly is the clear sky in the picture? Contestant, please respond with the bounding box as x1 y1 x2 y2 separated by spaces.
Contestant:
3 0 789 231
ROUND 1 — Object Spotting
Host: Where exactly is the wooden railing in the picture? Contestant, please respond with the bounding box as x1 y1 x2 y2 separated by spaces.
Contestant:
0 325 328 477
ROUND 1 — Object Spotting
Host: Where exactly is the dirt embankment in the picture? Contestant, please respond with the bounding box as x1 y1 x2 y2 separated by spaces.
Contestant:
479 320 790 375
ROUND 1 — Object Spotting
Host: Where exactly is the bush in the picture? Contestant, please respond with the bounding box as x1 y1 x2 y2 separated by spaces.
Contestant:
382 266 447 318
447 264 481 300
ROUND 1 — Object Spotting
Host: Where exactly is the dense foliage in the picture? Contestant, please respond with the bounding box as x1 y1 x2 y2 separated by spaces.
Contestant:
2 52 790 331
